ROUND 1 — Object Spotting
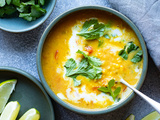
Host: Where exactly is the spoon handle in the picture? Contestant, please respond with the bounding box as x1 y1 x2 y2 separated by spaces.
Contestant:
121 79 160 114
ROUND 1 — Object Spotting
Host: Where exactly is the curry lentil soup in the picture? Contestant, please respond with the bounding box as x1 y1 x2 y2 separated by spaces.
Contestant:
42 10 143 110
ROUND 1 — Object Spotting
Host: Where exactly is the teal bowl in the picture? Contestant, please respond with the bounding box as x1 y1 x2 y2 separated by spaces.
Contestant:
37 6 148 115
0 0 56 33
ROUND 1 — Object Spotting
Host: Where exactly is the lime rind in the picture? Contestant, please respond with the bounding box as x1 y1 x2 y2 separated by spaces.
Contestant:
0 79 17 86
126 114 135 120
0 79 17 113
19 108 40 120
141 111 160 120
0 101 20 120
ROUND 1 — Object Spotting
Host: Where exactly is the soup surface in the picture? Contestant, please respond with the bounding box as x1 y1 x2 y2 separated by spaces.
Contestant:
42 10 143 110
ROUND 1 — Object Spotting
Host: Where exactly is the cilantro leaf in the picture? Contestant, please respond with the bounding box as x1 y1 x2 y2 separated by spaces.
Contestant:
19 13 36 21
64 58 77 76
98 87 110 93
89 56 102 67
0 0 5 7
74 60 98 80
77 19 106 40
65 58 101 80
0 5 17 17
31 5 46 18
113 87 121 99
119 42 139 60
21 0 35 5
17 4 29 13
12 0 20 6
0 8 5 17
4 5 17 15
131 50 143 63
17 0 35 13
19 5 46 21
118 49 128 60
64 50 102 86
6 0 12 5
79 19 98 33
126 42 139 54
108 79 115 88
104 34 110 39
98 79 121 100
64 58 81 86
76 50 102 67
98 39 104 47
38 0 45 6
0 0 47 21
73 78 81 87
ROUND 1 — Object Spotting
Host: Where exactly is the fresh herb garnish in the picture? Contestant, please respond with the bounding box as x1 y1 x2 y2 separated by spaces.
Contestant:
38 0 44 6
131 50 143 63
126 42 139 54
98 39 104 47
0 5 17 17
64 50 102 86
104 34 110 39
98 79 121 100
77 19 110 40
76 50 102 67
118 49 128 60
118 42 139 60
19 4 46 21
6 0 12 5
12 0 20 6
0 0 6 7
0 0 46 21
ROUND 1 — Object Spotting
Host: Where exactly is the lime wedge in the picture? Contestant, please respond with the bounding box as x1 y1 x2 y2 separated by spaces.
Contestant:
142 111 160 120
0 101 20 120
0 79 17 113
19 108 40 120
126 114 135 120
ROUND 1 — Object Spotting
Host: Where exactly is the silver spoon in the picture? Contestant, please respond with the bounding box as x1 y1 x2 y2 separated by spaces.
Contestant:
120 78 160 114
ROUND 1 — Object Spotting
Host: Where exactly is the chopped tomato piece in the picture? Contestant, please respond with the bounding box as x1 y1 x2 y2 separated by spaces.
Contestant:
55 50 59 60
92 86 100 91
85 46 93 54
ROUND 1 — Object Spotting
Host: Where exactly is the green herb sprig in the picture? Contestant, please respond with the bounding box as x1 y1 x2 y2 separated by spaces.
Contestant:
131 50 143 63
118 41 142 63
0 0 46 21
64 50 102 86
119 41 139 60
77 19 111 40
98 79 121 100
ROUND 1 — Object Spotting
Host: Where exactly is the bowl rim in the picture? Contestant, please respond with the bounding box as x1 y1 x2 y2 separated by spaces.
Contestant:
37 5 148 115
0 0 57 33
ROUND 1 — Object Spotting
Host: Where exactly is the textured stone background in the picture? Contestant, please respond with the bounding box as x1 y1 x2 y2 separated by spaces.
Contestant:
0 0 160 119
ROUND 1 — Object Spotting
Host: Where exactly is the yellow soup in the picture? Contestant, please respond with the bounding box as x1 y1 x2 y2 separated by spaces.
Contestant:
42 10 143 110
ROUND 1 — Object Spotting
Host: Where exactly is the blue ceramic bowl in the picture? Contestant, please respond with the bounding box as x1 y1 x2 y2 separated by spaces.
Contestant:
0 0 56 33
37 6 148 115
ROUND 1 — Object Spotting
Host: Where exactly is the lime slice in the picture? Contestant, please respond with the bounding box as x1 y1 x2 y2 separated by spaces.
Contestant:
0 79 17 113
126 114 135 120
0 101 20 120
19 108 40 120
142 111 160 120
